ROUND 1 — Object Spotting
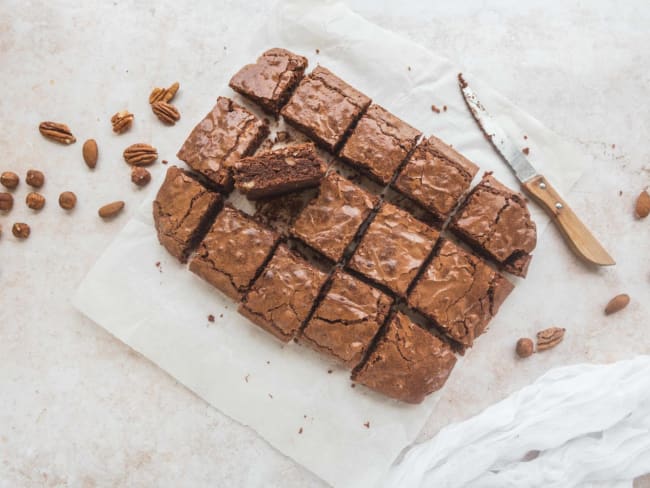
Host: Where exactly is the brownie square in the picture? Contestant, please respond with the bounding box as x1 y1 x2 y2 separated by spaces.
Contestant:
408 239 514 348
348 202 439 297
449 173 537 277
229 48 308 115
152 166 223 262
393 135 479 221
291 172 378 262
352 312 457 404
239 244 329 342
177 96 269 191
189 205 280 299
301 269 392 367
339 104 421 184
233 143 326 199
280 66 371 151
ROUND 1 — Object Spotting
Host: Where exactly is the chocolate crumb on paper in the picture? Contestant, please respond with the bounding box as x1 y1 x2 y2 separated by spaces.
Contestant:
443 105 448 112
351 383 356 388
162 159 168 165
315 49 320 54
244 374 250 383
327 369 333 374
299 427 303 434
208 314 215 323
363 421 370 429
431 104 441 114
522 147 530 155
268 393 273 399
523 135 528 140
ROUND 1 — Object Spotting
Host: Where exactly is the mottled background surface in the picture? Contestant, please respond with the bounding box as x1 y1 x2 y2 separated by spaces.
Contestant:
0 1 648 486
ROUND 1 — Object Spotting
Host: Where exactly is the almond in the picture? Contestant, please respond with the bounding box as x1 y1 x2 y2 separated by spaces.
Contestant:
604 293 630 315
635 190 650 219
83 139 98 168
98 201 125 219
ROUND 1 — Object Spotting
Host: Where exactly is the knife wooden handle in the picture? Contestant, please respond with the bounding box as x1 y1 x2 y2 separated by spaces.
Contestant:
522 174 615 266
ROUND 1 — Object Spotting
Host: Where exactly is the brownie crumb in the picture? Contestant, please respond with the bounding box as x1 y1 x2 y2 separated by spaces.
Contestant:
351 383 356 388
315 49 320 54
407 66 411 71
244 374 250 383
162 159 168 165
523 135 528 140
266 360 270 365
219 313 223 318
273 131 291 144
327 369 333 374
363 421 370 429
155 261 161 268
619 190 623 196
431 104 441 114
268 393 273 399
298 427 303 434
443 105 448 112
522 147 530 155
303 414 307 419
612 144 616 149
208 314 215 322
458 73 468 89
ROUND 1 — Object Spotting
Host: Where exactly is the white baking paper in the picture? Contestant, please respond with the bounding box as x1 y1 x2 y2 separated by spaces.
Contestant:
72 1 590 486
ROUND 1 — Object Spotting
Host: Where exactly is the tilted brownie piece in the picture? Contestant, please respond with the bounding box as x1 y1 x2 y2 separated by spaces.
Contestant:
301 269 392 367
449 173 537 277
189 205 280 300
239 244 329 342
393 135 479 222
177 97 269 191
280 66 371 152
233 143 326 199
348 202 439 297
229 48 308 115
408 239 514 348
153 166 223 262
339 104 421 184
291 172 378 262
352 312 457 404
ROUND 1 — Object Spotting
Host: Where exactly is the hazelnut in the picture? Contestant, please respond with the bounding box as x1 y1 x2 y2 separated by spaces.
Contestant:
12 222 30 239
26 192 46 210
0 192 13 211
59 191 77 210
1 171 19 189
131 167 151 187
516 338 534 358
26 169 45 188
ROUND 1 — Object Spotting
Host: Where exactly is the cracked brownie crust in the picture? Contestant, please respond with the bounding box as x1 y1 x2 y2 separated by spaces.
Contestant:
177 96 269 191
239 244 329 342
352 312 457 404
348 202 439 297
339 104 421 184
450 173 537 277
291 172 378 262
153 166 223 262
301 269 392 367
280 66 371 151
408 239 514 348
394 135 479 221
189 205 279 300
233 143 326 199
229 48 308 115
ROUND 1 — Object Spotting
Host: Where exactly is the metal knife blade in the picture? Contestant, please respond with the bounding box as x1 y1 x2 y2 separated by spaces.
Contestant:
458 73 615 267
459 76 537 183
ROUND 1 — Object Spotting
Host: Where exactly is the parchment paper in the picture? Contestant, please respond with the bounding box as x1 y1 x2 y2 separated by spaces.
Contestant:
72 1 589 486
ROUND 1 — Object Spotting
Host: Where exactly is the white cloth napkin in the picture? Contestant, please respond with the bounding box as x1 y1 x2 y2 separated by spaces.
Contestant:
386 356 650 487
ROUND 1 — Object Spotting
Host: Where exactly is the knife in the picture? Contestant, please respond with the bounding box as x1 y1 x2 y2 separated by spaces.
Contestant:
459 74 615 266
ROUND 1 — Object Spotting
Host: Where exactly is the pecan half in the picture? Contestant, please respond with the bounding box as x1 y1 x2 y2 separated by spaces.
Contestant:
152 101 180 125
123 143 158 166
149 81 179 104
536 327 566 351
111 110 134 134
39 121 76 144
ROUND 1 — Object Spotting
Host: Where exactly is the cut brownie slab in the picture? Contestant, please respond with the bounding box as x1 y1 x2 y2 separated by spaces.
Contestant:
153 166 223 262
189 205 280 300
229 48 308 115
233 143 326 199
408 239 514 348
393 135 479 222
348 202 439 297
177 96 269 191
291 172 378 262
239 244 329 342
301 269 392 367
339 104 421 184
352 312 457 404
449 173 537 277
280 66 371 152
